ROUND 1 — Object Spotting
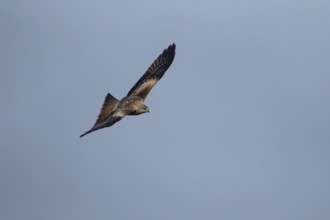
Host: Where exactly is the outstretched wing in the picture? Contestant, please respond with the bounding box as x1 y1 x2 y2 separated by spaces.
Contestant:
80 93 119 138
126 43 176 100
95 93 119 124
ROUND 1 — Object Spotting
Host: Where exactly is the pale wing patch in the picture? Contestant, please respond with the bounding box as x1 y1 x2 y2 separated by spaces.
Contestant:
126 43 176 100
133 78 158 100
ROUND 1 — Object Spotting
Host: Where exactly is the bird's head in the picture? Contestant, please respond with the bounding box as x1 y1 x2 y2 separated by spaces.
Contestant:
143 105 150 113
135 105 150 115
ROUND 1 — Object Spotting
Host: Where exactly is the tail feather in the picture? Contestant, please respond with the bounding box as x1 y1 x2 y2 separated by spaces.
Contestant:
80 128 96 138
79 115 122 138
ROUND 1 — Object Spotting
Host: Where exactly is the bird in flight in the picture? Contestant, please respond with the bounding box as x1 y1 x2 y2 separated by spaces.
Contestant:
80 43 176 138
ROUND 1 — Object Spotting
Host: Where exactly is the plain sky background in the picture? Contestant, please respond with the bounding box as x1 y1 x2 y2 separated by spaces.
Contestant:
1 0 330 219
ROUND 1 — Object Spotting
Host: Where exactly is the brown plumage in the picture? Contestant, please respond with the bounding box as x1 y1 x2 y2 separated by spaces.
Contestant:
80 43 176 138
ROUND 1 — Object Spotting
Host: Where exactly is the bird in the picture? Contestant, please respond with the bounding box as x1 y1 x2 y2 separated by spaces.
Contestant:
80 43 176 138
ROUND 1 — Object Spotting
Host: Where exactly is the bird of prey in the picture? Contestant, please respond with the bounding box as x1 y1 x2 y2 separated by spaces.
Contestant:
80 43 176 138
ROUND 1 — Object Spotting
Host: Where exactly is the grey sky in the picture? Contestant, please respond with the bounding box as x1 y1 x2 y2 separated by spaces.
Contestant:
1 0 330 219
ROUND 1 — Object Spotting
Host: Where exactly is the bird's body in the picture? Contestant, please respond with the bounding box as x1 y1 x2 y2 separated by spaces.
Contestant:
80 43 176 138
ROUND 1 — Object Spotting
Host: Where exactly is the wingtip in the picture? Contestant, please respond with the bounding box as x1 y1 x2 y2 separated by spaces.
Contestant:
165 43 176 63
163 43 176 53
161 43 176 60
168 43 176 51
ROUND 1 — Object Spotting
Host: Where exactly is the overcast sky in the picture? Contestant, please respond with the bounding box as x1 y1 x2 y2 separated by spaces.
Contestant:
1 0 330 219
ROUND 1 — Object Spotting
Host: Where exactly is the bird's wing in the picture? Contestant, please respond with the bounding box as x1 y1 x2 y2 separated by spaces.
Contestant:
80 93 120 138
94 93 119 124
126 43 176 100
